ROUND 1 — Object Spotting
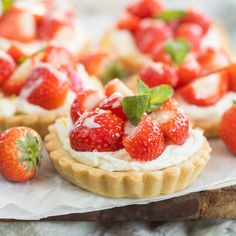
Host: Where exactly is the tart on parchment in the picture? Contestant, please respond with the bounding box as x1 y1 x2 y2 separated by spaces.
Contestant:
46 79 211 198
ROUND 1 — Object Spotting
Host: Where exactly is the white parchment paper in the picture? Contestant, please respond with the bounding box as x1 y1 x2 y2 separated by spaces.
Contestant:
0 139 236 220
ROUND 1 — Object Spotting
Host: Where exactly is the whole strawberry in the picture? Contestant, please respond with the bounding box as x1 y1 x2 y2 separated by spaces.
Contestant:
70 110 124 152
0 127 42 182
220 104 236 154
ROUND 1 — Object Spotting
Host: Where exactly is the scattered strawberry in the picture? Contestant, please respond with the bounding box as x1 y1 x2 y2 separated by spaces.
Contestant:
70 90 103 123
175 23 203 51
116 13 140 33
70 110 124 152
123 115 165 161
3 57 37 95
182 9 211 35
220 104 236 155
179 71 228 107
140 63 178 88
104 79 133 97
0 51 16 86
134 19 171 54
99 92 127 120
21 63 69 110
0 127 42 182
127 0 163 19
151 110 189 145
177 57 201 87
0 7 36 43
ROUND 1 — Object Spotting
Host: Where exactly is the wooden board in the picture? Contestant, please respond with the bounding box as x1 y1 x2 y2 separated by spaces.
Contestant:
2 186 236 221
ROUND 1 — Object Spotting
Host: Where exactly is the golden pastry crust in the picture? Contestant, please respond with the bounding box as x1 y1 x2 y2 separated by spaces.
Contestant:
45 125 211 199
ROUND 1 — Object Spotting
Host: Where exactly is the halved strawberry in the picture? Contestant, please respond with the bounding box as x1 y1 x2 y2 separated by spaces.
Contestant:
0 7 36 43
99 92 127 120
104 79 133 97
182 9 211 35
0 51 16 86
70 110 124 152
150 110 189 145
116 13 140 33
127 0 163 19
21 63 69 110
140 63 178 88
179 71 229 107
3 57 36 95
123 115 165 161
70 90 104 123
175 23 203 51
177 57 201 87
134 19 171 54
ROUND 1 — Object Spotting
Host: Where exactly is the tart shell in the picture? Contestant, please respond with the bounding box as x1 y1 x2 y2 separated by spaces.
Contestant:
45 125 211 199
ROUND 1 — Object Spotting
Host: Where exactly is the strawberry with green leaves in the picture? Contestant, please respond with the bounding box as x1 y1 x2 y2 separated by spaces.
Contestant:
0 127 42 182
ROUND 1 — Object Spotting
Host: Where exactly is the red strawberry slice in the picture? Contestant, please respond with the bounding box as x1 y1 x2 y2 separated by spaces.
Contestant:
0 51 16 86
0 7 36 43
140 63 178 88
21 63 69 110
70 110 124 152
177 57 201 87
104 79 133 97
158 98 181 113
134 19 171 54
150 110 189 145
6 44 26 63
175 23 203 51
123 115 165 161
70 90 104 123
127 0 163 19
152 46 172 65
99 92 127 120
116 13 140 33
3 57 37 95
182 10 211 35
179 71 229 107
226 64 236 92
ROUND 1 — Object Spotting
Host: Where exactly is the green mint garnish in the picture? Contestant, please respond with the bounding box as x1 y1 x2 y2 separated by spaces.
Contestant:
156 10 186 22
1 0 14 14
164 39 190 65
122 79 174 125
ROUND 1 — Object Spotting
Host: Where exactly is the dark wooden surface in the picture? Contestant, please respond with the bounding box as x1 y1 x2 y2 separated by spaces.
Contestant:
2 186 236 221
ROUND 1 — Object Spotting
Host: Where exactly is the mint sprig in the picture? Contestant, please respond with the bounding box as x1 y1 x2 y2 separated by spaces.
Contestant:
1 0 14 14
164 39 190 65
122 80 174 125
156 10 186 22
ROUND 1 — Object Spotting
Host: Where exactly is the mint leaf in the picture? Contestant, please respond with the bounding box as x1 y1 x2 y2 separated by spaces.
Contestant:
2 0 14 14
137 78 150 95
149 84 174 104
164 39 190 65
156 10 186 22
122 95 149 126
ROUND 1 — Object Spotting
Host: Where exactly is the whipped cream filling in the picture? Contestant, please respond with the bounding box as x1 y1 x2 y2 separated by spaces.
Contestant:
54 117 205 172
177 92 236 123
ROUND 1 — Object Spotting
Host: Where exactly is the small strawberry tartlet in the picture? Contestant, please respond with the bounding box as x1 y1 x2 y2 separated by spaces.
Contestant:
46 79 211 198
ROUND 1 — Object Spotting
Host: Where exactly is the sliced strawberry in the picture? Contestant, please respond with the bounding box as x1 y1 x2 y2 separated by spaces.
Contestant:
140 63 178 88
70 90 104 123
0 51 16 86
134 19 171 54
3 57 36 95
42 45 75 67
70 110 124 152
127 0 163 19
175 23 203 51
182 9 211 35
123 115 165 161
104 79 133 97
6 44 26 63
116 13 140 33
99 92 127 120
158 98 181 113
21 63 69 110
150 110 189 145
226 64 236 92
152 46 172 65
179 71 229 107
0 7 36 43
177 57 201 87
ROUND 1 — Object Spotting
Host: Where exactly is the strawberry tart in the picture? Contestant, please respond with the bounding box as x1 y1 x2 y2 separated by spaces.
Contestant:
0 0 90 61
46 79 211 198
0 45 102 137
